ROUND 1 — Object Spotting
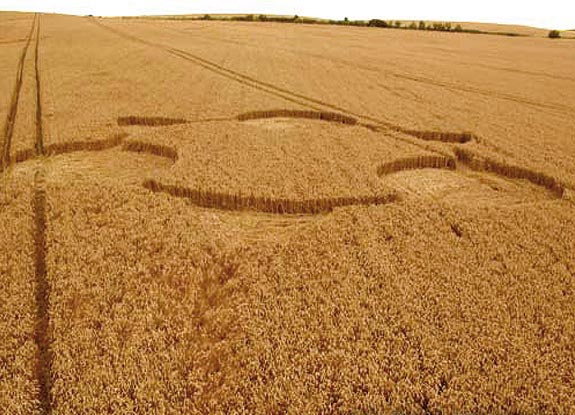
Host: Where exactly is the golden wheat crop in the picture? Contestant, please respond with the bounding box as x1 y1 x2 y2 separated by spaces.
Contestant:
1 10 574 415
0 171 40 414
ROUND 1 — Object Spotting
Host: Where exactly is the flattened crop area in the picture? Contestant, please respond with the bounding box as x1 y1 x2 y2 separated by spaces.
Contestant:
1 12 574 414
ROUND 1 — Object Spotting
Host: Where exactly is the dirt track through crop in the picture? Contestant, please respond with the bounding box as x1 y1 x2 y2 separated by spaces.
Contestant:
32 170 52 415
1 14 36 171
29 17 52 413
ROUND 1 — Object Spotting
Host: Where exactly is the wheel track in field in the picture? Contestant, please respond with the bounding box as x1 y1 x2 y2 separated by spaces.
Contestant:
0 38 28 45
86 18 474 158
32 169 52 415
8 130 568 213
30 15 53 415
5 133 403 215
4 17 570 221
34 15 44 156
1 14 36 171
90 17 568 186
6 120 570 215
163 23 575 112
1 16 568 413
24 22 157 413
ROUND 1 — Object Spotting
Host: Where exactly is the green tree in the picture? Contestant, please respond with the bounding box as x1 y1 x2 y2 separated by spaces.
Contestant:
548 30 561 38
432 22 444 31
368 19 388 28
418 20 426 30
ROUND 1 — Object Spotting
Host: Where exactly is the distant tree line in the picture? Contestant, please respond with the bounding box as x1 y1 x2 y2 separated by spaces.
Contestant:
125 14 568 39
366 19 464 32
199 14 465 32
179 14 533 37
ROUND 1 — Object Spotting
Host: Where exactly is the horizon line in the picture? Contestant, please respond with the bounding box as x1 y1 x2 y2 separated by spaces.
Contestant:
1 9 573 31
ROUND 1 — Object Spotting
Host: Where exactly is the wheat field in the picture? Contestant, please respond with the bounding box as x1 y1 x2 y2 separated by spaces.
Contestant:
1 11 574 414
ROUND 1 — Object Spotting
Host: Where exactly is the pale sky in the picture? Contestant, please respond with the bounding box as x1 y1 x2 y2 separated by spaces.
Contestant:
1 0 573 30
